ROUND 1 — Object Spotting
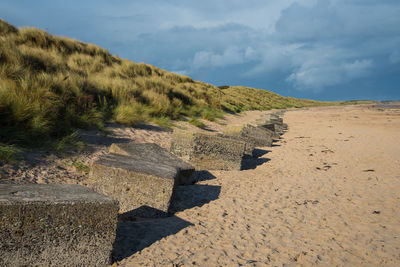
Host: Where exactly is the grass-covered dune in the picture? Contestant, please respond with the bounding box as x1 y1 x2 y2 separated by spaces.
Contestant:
0 18 329 148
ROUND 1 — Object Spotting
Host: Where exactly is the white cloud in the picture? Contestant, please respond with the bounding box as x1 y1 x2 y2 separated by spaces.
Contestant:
287 54 373 92
171 70 188 75
193 46 247 68
343 59 373 79
244 42 301 76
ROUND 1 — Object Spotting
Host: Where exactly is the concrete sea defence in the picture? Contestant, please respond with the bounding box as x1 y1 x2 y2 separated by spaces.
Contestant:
109 142 195 185
88 153 178 217
216 133 256 157
1 111 287 265
223 124 275 147
170 131 247 170
0 184 118 267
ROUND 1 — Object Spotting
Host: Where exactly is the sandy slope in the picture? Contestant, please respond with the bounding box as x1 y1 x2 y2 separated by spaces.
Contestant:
115 105 400 266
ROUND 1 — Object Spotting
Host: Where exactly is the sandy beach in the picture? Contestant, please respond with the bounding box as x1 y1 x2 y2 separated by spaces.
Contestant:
1 104 400 266
114 104 400 266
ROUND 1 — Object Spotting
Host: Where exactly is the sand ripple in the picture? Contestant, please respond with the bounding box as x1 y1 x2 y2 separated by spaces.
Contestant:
117 105 400 266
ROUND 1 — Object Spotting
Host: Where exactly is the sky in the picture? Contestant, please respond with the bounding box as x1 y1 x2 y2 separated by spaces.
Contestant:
1 0 399 101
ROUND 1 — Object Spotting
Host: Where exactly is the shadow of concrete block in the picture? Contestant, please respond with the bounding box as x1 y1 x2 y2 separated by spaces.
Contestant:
169 184 221 213
112 207 193 262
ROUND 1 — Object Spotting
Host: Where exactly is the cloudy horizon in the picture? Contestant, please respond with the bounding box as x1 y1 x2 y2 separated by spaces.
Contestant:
1 0 399 101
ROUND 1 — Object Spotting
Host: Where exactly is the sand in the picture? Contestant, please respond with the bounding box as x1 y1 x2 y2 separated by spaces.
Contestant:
1 104 400 266
115 105 400 266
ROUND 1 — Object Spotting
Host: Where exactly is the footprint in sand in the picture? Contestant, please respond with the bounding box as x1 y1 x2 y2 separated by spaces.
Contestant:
316 163 331 171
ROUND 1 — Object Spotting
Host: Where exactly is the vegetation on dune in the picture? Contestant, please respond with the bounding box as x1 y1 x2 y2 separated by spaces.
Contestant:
221 86 328 112
0 19 331 152
336 100 376 105
0 143 22 164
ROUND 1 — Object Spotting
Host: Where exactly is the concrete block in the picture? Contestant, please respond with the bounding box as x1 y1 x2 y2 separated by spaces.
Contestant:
170 131 246 170
88 153 178 217
254 119 282 137
109 142 195 185
0 184 118 267
265 120 285 134
274 110 285 116
217 134 255 157
262 113 283 123
223 124 274 147
258 113 288 134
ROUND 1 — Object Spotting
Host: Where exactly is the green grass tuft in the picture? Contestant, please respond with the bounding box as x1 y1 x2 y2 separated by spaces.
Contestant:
201 107 225 122
0 144 22 164
151 116 174 128
55 131 86 152
189 117 206 129
72 160 90 174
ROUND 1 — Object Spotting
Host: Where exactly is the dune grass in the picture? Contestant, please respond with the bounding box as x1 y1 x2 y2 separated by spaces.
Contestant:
188 117 206 129
0 19 333 149
220 86 330 112
0 144 22 164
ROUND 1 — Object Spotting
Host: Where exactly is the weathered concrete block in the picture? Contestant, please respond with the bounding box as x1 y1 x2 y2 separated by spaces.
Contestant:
262 113 283 122
257 121 276 131
271 112 287 130
269 119 287 131
110 142 195 185
266 120 285 134
217 134 255 157
0 184 118 267
254 119 282 137
274 110 285 116
258 113 287 133
170 131 246 170
88 153 178 217
223 124 274 147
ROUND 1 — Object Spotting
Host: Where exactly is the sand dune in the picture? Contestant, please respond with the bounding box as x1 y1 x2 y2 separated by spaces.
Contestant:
116 105 400 266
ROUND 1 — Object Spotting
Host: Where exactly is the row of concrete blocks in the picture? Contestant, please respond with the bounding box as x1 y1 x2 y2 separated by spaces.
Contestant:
0 112 286 266
87 114 287 219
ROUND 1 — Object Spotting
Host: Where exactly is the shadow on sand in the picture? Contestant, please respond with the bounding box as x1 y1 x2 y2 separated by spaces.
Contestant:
240 148 271 170
192 170 216 182
78 130 131 147
169 184 221 213
241 157 270 170
112 209 193 262
112 184 221 262
135 123 172 132
252 148 271 158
